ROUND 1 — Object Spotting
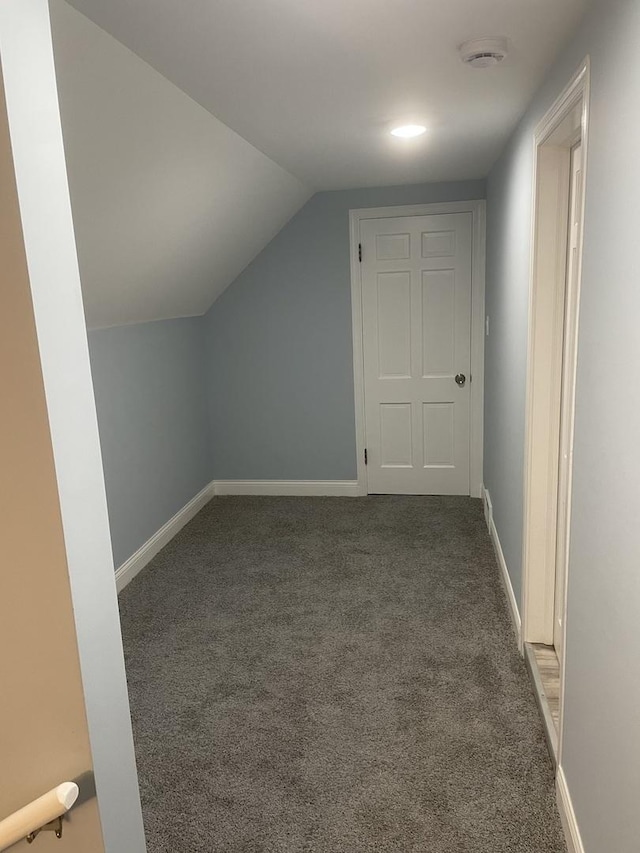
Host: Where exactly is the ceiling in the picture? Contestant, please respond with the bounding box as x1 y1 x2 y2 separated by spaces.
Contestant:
52 0 587 328
65 0 587 190
51 0 310 329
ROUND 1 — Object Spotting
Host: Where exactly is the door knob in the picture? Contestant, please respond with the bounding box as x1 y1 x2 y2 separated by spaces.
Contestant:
455 373 466 387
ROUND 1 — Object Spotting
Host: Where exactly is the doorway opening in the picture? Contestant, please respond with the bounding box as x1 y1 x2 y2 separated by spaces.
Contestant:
521 60 590 761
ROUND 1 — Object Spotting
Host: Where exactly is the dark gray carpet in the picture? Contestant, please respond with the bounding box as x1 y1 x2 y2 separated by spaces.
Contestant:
119 496 566 852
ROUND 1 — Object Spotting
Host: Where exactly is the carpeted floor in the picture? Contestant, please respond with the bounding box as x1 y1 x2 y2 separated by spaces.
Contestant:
119 496 566 852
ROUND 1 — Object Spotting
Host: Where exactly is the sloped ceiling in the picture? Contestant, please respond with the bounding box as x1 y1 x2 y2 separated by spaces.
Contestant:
50 0 311 329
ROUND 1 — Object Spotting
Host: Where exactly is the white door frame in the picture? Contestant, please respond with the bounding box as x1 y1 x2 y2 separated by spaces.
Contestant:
349 200 486 497
521 60 590 759
0 2 146 849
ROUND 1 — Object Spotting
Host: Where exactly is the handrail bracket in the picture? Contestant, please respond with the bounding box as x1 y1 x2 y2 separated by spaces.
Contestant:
26 816 63 843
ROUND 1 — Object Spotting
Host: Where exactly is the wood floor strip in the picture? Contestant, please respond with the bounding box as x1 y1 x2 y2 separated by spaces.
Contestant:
524 642 560 764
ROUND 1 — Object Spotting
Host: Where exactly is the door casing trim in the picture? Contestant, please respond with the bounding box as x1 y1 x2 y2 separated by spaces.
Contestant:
349 200 486 497
521 58 591 769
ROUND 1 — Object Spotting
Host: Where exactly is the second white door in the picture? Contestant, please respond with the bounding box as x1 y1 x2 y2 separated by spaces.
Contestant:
360 213 473 494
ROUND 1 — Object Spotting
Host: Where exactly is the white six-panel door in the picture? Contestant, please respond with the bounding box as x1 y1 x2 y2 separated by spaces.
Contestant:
360 213 473 494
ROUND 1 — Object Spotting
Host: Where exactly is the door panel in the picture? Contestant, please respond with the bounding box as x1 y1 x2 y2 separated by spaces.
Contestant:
377 272 412 377
423 402 455 466
379 403 413 467
422 269 456 376
361 213 473 495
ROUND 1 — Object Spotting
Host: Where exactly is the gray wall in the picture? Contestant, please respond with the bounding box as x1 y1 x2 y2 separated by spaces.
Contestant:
484 135 533 606
485 0 640 848
89 317 212 567
204 180 486 480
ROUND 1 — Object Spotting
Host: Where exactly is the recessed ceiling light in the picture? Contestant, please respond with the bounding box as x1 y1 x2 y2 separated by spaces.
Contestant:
390 124 427 139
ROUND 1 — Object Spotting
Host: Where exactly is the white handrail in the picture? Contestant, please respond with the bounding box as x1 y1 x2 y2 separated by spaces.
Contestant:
0 783 79 851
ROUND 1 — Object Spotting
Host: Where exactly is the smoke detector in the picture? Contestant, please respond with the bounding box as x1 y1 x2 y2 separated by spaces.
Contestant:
459 37 509 69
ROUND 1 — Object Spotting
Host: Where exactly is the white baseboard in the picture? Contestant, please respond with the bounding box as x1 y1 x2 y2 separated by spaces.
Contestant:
115 482 215 593
213 480 362 497
557 766 585 853
482 485 522 648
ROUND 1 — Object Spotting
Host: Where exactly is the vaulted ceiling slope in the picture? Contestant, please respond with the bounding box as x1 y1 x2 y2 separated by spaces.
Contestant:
65 0 587 190
51 0 311 329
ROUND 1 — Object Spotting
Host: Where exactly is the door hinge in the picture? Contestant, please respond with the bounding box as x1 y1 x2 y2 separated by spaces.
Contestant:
364 448 368 465
358 243 362 262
